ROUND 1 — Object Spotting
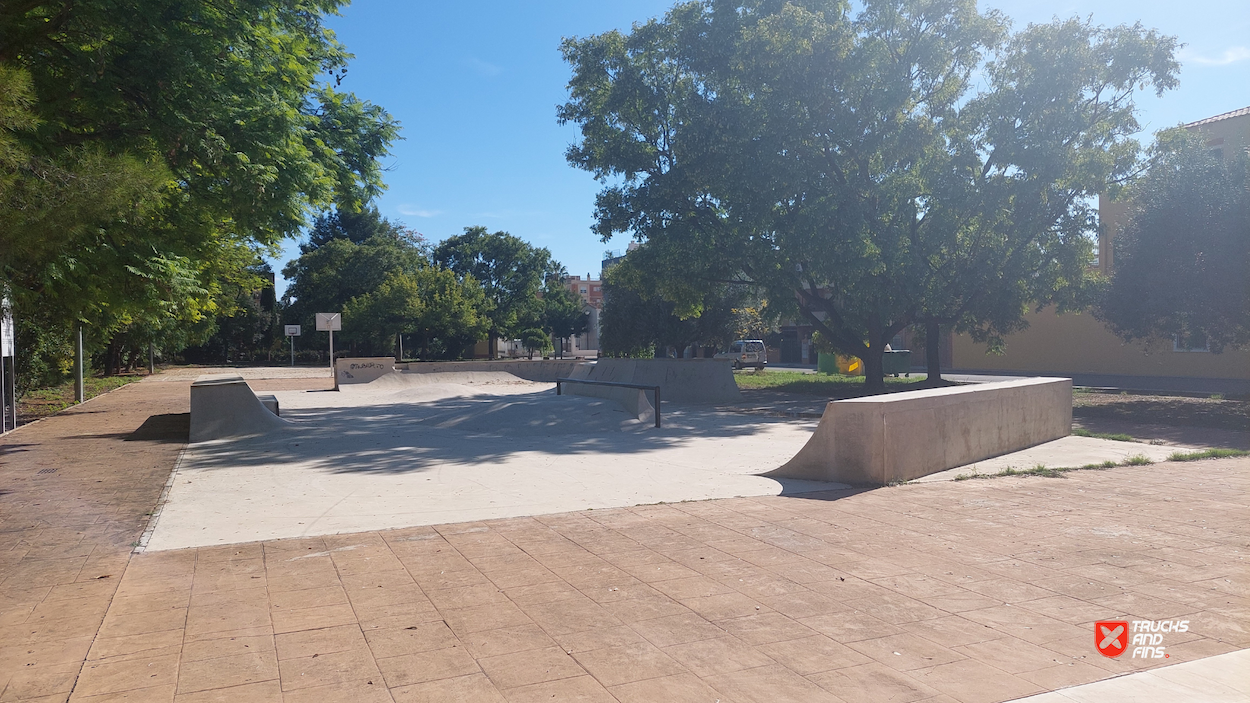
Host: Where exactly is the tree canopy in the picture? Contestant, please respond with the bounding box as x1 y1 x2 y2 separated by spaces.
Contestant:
1 0 398 380
433 226 563 352
541 285 589 357
600 258 742 358
284 206 496 360
343 268 490 359
1098 131 1250 352
560 0 1178 388
282 207 428 339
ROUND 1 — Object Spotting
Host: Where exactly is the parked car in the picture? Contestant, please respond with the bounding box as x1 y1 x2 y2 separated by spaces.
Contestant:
715 339 767 370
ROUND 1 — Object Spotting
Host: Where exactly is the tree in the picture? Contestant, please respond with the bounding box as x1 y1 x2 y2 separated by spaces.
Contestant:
542 285 589 358
519 328 553 360
282 223 427 337
305 206 422 252
343 268 490 359
181 264 280 367
560 0 1178 390
1097 131 1250 352
599 257 741 357
433 227 563 355
1 0 398 377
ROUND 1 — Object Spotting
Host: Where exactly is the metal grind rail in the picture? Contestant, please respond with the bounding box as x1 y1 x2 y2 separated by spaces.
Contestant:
555 378 662 428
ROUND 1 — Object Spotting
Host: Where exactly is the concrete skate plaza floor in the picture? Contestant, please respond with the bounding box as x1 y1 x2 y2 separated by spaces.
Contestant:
1 373 1247 702
145 373 830 550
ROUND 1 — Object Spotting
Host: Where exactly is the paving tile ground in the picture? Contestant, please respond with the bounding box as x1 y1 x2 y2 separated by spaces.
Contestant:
1 375 1247 702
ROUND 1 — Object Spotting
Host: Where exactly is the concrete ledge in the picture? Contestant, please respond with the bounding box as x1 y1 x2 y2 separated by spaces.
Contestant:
335 358 396 387
190 375 291 443
562 383 656 424
575 358 741 403
256 395 279 416
767 377 1072 485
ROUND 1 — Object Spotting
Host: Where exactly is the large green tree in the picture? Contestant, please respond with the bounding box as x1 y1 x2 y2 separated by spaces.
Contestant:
1098 131 1250 352
1 0 397 378
433 227 563 356
541 285 589 358
281 211 427 338
600 258 742 358
343 268 490 360
560 0 1177 389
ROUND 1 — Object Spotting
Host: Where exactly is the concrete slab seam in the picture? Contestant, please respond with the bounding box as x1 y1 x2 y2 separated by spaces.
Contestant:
133 443 187 554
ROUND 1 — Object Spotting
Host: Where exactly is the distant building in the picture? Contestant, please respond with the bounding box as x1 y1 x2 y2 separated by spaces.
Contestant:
950 105 1250 381
562 274 603 356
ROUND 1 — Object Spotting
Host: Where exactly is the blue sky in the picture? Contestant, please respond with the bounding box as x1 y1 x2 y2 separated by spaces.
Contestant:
273 0 1250 296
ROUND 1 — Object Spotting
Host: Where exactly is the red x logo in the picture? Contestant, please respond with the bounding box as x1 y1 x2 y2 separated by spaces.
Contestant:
1096 620 1129 658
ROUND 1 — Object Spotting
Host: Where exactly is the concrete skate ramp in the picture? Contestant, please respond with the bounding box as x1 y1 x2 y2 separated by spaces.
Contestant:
560 382 656 424
573 358 741 403
766 377 1071 485
334 370 543 405
399 360 587 383
190 375 291 442
339 370 654 423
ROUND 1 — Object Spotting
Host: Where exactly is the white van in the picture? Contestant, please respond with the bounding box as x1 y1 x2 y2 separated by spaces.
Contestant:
715 339 767 370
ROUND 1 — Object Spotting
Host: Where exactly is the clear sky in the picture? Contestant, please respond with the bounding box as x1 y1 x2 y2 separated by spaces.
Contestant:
272 0 1250 296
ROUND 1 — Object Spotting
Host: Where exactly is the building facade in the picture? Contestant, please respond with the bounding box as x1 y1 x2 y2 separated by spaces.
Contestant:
951 105 1250 381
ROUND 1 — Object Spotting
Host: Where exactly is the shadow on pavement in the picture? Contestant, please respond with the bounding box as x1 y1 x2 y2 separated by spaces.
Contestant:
182 390 812 477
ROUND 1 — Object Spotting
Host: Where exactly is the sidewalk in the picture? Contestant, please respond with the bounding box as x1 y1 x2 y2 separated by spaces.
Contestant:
1 376 1247 702
0 379 187 701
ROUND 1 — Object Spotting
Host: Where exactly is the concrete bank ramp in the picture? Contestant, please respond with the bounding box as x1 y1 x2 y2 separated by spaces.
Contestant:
365 369 536 389
332 370 543 403
190 375 291 442
766 377 1071 485
398 360 587 383
337 370 654 425
572 358 741 404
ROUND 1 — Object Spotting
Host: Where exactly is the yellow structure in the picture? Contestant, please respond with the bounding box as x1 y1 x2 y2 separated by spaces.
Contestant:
953 106 1250 381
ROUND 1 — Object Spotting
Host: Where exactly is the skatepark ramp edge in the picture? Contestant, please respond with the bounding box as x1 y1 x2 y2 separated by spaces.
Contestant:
189 375 292 442
765 377 1072 485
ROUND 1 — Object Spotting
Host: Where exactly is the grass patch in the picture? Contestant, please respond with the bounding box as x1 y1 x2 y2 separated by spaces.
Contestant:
1167 448 1250 462
954 459 1120 481
735 371 934 398
19 376 143 423
955 447 1249 481
1072 428 1136 442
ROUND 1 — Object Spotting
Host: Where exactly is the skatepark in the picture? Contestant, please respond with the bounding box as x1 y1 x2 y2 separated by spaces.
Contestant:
145 362 831 550
3 361 1244 703
143 359 1189 552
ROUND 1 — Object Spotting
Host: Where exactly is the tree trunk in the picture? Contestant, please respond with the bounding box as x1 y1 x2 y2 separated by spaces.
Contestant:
926 320 942 384
862 344 885 393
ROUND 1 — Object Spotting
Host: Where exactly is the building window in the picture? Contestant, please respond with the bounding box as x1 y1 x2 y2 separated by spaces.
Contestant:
1173 335 1210 353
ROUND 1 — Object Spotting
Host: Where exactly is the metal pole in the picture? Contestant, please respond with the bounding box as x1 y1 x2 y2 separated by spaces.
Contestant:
290 335 295 367
0 352 6 433
654 387 661 428
7 357 14 430
398 333 403 362
148 343 155 375
329 329 334 369
74 326 84 403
